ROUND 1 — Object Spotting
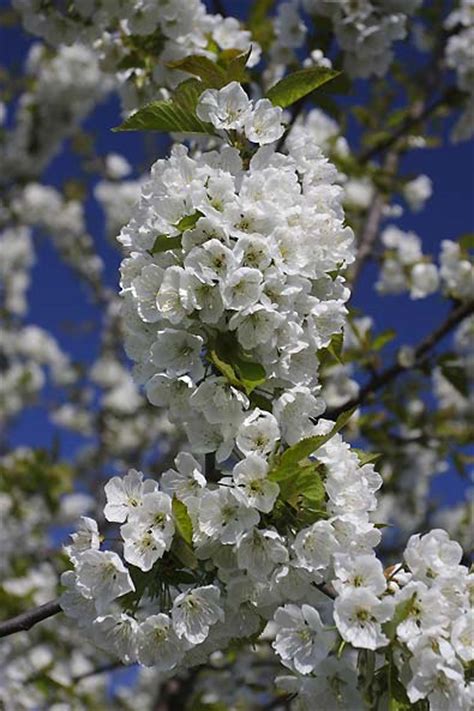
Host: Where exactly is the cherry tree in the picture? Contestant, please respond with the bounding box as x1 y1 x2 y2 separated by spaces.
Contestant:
0 1 472 709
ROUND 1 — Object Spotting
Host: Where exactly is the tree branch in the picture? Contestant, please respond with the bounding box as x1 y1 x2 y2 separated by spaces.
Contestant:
348 192 386 289
277 98 306 153
349 150 398 289
73 662 125 683
328 300 474 419
358 90 455 164
350 32 452 287
0 600 62 639
358 24 453 166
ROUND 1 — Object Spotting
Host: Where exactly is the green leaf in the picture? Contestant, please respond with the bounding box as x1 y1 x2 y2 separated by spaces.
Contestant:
266 67 341 108
176 210 203 232
278 462 325 507
248 0 275 50
249 392 273 412
459 232 474 251
386 107 410 129
208 333 266 395
440 362 469 397
151 211 203 254
353 449 382 466
114 79 215 135
249 0 275 25
209 346 242 390
379 657 414 711
389 696 413 711
269 407 356 482
234 358 266 395
452 452 474 478
167 55 228 88
296 467 326 503
120 566 150 612
151 234 182 254
173 570 199 584
384 593 416 641
172 497 193 545
218 48 252 84
318 331 344 367
363 129 392 150
167 50 251 89
330 332 344 359
171 537 198 570
372 329 396 351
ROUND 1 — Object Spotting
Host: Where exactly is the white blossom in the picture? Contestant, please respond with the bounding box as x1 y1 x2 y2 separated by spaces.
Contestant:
273 604 336 673
236 410 280 457
404 529 463 584
451 610 474 663
410 262 440 299
332 554 386 596
198 488 259 544
196 82 251 130
161 452 207 503
75 550 135 613
92 614 138 664
236 528 288 580
136 614 185 669
244 99 285 145
232 454 280 513
334 589 394 650
103 469 157 523
172 585 224 644
64 517 100 563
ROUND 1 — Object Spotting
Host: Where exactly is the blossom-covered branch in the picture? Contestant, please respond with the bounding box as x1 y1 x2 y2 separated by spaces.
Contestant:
1 1 472 708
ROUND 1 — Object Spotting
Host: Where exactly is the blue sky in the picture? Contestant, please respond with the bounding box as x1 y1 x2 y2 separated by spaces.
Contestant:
2 1 473 506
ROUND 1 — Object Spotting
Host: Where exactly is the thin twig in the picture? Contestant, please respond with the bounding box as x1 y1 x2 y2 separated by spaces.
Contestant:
277 98 306 153
328 300 474 420
0 600 62 639
316 581 336 599
349 192 386 289
350 30 452 286
73 662 125 683
359 22 453 166
358 91 454 164
349 150 398 289
263 694 295 710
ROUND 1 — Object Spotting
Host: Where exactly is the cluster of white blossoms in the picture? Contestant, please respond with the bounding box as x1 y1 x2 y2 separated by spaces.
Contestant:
11 183 104 289
13 0 259 111
0 226 34 317
433 315 474 418
445 0 474 142
61 468 473 708
376 226 473 302
376 225 440 299
95 176 143 242
1 42 109 180
277 529 473 710
302 0 422 77
389 530 473 709
403 174 433 212
439 240 474 302
0 323 76 424
118 82 353 459
59 435 382 675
